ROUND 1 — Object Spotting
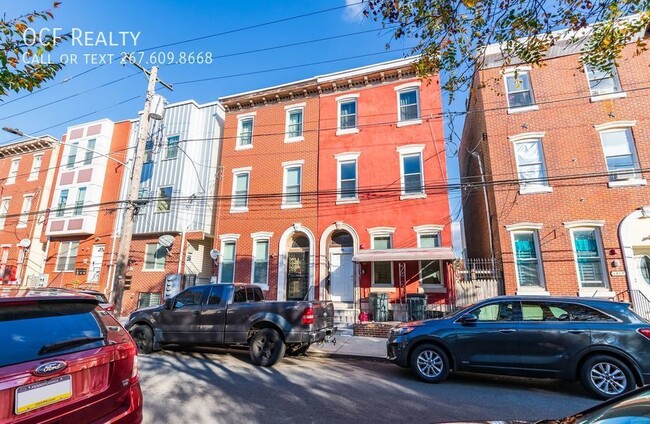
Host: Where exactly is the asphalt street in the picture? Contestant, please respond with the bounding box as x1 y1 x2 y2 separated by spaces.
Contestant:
139 348 600 424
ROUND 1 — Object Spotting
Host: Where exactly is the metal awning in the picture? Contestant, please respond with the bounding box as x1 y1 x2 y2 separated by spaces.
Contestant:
352 247 456 262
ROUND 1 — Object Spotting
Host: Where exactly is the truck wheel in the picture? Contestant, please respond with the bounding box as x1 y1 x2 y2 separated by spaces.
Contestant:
130 325 153 354
249 328 286 367
287 344 310 356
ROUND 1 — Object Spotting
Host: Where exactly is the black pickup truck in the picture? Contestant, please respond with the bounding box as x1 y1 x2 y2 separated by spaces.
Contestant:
126 283 334 366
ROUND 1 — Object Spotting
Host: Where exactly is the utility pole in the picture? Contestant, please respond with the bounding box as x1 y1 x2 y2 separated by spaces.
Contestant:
112 64 172 317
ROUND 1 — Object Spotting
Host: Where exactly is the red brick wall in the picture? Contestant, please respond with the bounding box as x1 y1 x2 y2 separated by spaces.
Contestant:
462 43 650 296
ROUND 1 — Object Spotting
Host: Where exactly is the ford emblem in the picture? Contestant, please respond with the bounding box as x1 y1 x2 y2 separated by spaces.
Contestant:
33 361 67 376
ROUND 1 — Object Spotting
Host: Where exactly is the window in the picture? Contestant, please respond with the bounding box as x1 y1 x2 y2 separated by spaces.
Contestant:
398 88 420 121
402 153 424 195
420 260 442 285
28 154 43 181
372 262 393 285
512 231 544 288
83 139 96 165
513 138 549 190
156 186 172 212
144 139 154 163
598 128 640 181
339 99 357 130
640 256 650 285
220 241 236 283
138 292 161 309
164 135 179 159
0 198 9 230
586 63 622 96
286 107 303 140
66 143 78 169
56 190 68 217
56 241 79 272
6 159 19 185
144 243 166 271
419 233 441 248
572 229 607 288
173 286 205 309
231 171 250 211
339 160 357 200
73 188 86 216
237 117 253 148
373 235 392 250
252 239 269 285
283 165 302 206
469 302 514 321
17 195 33 228
505 71 535 109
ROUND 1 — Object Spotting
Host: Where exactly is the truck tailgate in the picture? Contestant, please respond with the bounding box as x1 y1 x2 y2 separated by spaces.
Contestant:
313 302 334 330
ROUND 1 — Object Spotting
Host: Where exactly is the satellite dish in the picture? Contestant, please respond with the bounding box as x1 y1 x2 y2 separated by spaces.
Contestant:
209 249 220 260
149 95 167 121
19 238 31 248
158 235 175 248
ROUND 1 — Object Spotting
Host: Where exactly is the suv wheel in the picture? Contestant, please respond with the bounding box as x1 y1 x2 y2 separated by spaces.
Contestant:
580 355 635 399
410 344 450 383
130 325 153 354
249 328 286 367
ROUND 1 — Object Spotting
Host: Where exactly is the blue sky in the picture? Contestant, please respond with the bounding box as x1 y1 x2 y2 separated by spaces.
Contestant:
2 0 466 250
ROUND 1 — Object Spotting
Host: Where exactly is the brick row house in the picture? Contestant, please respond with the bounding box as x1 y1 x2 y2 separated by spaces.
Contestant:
0 136 59 286
460 25 650 312
217 58 454 323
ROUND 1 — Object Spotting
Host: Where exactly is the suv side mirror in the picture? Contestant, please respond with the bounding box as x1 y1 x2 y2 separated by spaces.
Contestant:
165 298 174 310
459 313 478 324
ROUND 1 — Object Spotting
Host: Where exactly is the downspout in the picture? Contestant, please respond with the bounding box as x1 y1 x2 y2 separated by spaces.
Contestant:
471 151 496 271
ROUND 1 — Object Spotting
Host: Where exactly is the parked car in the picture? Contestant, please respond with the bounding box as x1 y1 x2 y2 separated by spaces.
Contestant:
78 289 115 314
126 283 335 367
0 288 142 423
387 296 650 399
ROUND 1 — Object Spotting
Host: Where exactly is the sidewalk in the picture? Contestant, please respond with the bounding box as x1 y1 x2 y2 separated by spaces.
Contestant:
310 334 387 359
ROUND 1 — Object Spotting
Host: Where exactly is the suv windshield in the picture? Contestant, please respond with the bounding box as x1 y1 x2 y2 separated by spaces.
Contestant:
0 301 105 367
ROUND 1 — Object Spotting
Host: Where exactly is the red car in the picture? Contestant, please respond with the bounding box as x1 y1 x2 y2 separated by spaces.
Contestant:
0 289 142 423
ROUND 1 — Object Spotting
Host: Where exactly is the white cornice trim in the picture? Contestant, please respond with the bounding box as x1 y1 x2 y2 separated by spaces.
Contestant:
563 220 605 229
508 132 546 143
505 222 544 231
594 121 637 132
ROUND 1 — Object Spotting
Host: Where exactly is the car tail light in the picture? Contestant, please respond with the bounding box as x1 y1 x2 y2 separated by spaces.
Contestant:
105 305 115 312
302 307 314 325
638 329 650 340
127 342 139 384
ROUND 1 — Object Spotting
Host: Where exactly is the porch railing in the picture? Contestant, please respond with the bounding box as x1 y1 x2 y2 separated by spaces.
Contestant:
617 289 650 321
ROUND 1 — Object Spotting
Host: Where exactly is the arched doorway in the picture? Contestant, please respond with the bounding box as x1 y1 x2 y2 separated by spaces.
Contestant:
286 234 310 301
619 207 650 311
328 231 354 302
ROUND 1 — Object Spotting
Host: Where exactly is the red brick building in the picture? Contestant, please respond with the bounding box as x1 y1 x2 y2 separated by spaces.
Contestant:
42 119 131 294
0 136 59 286
460 29 650 310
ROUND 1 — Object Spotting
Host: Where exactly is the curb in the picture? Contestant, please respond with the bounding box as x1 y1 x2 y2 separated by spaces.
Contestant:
308 351 389 362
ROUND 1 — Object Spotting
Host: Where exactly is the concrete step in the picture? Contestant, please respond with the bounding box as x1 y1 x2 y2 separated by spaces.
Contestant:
333 308 357 325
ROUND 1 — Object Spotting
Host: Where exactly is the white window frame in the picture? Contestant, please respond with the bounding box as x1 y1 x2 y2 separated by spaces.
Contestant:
164 135 180 160
250 231 273 290
156 186 173 213
371 261 394 287
419 260 446 292
28 154 44 181
585 63 625 101
281 160 304 209
55 241 79 272
334 152 360 204
336 94 360 136
0 197 10 230
509 132 552 194
73 187 86 216
503 67 538 114
231 167 251 213
394 82 422 127
505 223 548 295
413 224 444 247
284 103 305 143
563 220 613 297
143 243 166 271
396 144 426 199
66 142 78 169
6 158 20 185
82 139 96 166
17 194 33 228
368 227 396 250
236 112 256 150
218 234 240 284
594 121 645 188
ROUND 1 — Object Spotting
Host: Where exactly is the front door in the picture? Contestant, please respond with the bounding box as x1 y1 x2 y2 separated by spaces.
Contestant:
287 251 309 301
329 247 353 302
88 244 105 284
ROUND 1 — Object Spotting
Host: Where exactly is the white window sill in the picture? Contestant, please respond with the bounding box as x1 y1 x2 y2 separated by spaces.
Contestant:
336 198 359 205
284 136 304 143
422 285 447 293
507 105 539 114
142 268 166 273
27 178 38 182
578 289 616 299
516 288 550 296
370 286 396 293
590 92 627 102
55 270 75 273
336 128 359 136
608 178 647 188
230 208 249 214
4 182 15 186
400 193 427 201
519 186 553 195
396 119 422 128
16 225 27 229
281 203 302 210
235 144 253 151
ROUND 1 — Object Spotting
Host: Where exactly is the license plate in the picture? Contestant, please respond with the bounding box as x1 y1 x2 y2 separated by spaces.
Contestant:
15 375 72 415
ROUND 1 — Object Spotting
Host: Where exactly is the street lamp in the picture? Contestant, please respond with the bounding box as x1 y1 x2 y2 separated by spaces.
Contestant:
2 127 130 169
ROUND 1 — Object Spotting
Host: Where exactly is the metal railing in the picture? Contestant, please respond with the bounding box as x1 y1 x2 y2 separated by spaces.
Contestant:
618 289 650 321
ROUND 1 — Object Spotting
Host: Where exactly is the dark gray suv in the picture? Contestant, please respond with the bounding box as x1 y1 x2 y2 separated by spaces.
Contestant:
387 296 650 399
